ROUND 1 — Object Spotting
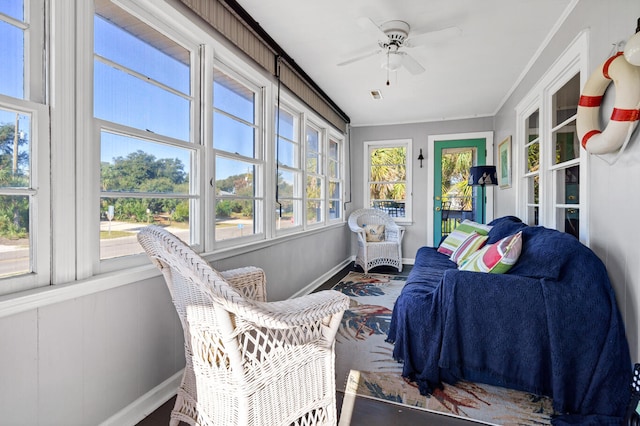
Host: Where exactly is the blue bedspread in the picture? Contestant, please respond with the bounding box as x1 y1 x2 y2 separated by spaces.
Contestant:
387 217 631 425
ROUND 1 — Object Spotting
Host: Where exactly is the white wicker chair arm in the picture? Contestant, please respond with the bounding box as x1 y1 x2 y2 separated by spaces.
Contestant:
220 266 267 302
237 290 350 330
348 221 365 235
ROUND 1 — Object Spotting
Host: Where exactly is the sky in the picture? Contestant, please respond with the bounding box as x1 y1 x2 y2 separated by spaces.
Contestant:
0 5 257 185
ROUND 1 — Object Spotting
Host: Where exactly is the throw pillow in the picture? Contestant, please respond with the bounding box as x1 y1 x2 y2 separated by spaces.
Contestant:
458 231 523 274
449 232 489 264
363 224 385 242
437 219 493 256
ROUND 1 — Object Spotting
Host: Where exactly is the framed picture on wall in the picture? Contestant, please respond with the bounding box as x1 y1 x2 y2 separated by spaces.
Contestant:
498 136 512 189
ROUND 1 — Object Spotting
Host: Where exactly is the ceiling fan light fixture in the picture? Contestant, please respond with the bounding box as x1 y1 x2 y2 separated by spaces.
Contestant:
383 51 404 71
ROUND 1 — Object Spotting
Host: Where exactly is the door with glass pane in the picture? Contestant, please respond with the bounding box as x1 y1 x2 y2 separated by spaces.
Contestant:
433 138 486 243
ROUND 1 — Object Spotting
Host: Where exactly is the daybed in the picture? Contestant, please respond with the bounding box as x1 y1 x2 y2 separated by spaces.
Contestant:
387 216 631 425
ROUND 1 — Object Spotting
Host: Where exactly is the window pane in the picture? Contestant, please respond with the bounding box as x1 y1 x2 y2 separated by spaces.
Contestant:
214 71 255 123
306 175 322 200
527 175 539 205
0 21 24 99
526 110 539 141
553 73 579 127
329 181 340 199
100 197 190 259
329 200 340 220
101 132 191 194
277 169 297 198
0 194 30 277
329 140 339 178
556 165 579 205
557 207 579 239
0 2 24 20
329 140 338 160
527 206 539 226
0 109 30 188
275 200 298 230
215 199 257 241
554 124 579 164
215 157 255 196
94 16 189 94
277 138 297 168
213 112 255 157
306 201 323 224
306 126 320 174
277 108 295 140
527 142 539 173
94 61 190 141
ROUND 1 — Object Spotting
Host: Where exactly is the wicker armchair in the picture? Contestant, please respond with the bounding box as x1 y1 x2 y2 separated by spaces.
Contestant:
348 208 405 273
137 226 350 426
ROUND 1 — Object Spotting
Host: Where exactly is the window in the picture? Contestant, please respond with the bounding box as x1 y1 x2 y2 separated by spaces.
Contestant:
551 74 581 238
0 0 49 295
524 108 540 225
213 66 263 243
327 135 343 221
516 32 587 242
364 139 411 221
94 7 197 261
0 0 346 296
305 123 324 226
275 104 302 231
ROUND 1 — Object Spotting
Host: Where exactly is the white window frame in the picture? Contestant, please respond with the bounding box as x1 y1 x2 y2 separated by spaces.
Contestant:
327 132 344 222
304 119 325 228
211 62 266 248
0 0 50 296
516 30 589 244
274 99 304 235
363 138 413 224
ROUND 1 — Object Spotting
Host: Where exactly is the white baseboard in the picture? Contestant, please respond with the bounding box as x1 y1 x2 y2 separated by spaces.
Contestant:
99 369 183 426
288 257 353 299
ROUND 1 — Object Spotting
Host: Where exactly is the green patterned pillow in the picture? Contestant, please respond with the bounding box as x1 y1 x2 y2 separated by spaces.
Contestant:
437 220 492 256
458 231 523 274
449 232 489 265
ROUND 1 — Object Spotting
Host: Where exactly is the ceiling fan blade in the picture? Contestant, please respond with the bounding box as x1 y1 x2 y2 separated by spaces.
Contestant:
356 17 387 39
401 52 425 75
337 49 381 67
405 26 462 48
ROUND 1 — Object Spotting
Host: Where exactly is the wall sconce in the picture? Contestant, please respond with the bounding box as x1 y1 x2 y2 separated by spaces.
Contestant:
417 148 424 168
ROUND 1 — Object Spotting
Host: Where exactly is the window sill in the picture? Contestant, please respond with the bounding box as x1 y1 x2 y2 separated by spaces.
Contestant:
0 221 347 319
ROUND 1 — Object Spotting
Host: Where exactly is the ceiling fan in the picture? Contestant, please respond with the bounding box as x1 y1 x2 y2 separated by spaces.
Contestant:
338 18 461 80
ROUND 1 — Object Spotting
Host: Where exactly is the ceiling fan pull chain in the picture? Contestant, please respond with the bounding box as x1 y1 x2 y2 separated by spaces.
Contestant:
386 48 391 86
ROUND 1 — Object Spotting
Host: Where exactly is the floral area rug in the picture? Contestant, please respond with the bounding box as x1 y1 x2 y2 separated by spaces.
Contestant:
333 271 554 426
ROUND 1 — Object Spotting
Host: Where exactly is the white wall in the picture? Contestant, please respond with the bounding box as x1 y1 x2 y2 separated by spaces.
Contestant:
350 118 494 258
0 226 351 425
494 0 640 361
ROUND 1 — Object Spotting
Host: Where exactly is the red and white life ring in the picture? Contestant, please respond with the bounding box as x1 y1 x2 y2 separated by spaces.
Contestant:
576 52 640 155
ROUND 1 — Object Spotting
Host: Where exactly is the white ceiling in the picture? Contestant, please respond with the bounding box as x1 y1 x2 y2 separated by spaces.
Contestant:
235 0 574 127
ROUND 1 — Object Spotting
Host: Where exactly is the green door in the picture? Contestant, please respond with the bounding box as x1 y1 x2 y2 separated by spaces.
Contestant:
433 138 486 244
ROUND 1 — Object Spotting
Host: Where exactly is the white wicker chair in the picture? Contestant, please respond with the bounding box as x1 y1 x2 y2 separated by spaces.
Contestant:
137 226 349 426
348 208 405 273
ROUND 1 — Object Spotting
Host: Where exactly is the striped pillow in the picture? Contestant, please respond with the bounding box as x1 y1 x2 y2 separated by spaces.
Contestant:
437 220 492 256
458 231 523 274
449 232 489 264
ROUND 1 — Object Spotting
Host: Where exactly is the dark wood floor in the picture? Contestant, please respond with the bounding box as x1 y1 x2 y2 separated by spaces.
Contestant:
136 264 480 426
